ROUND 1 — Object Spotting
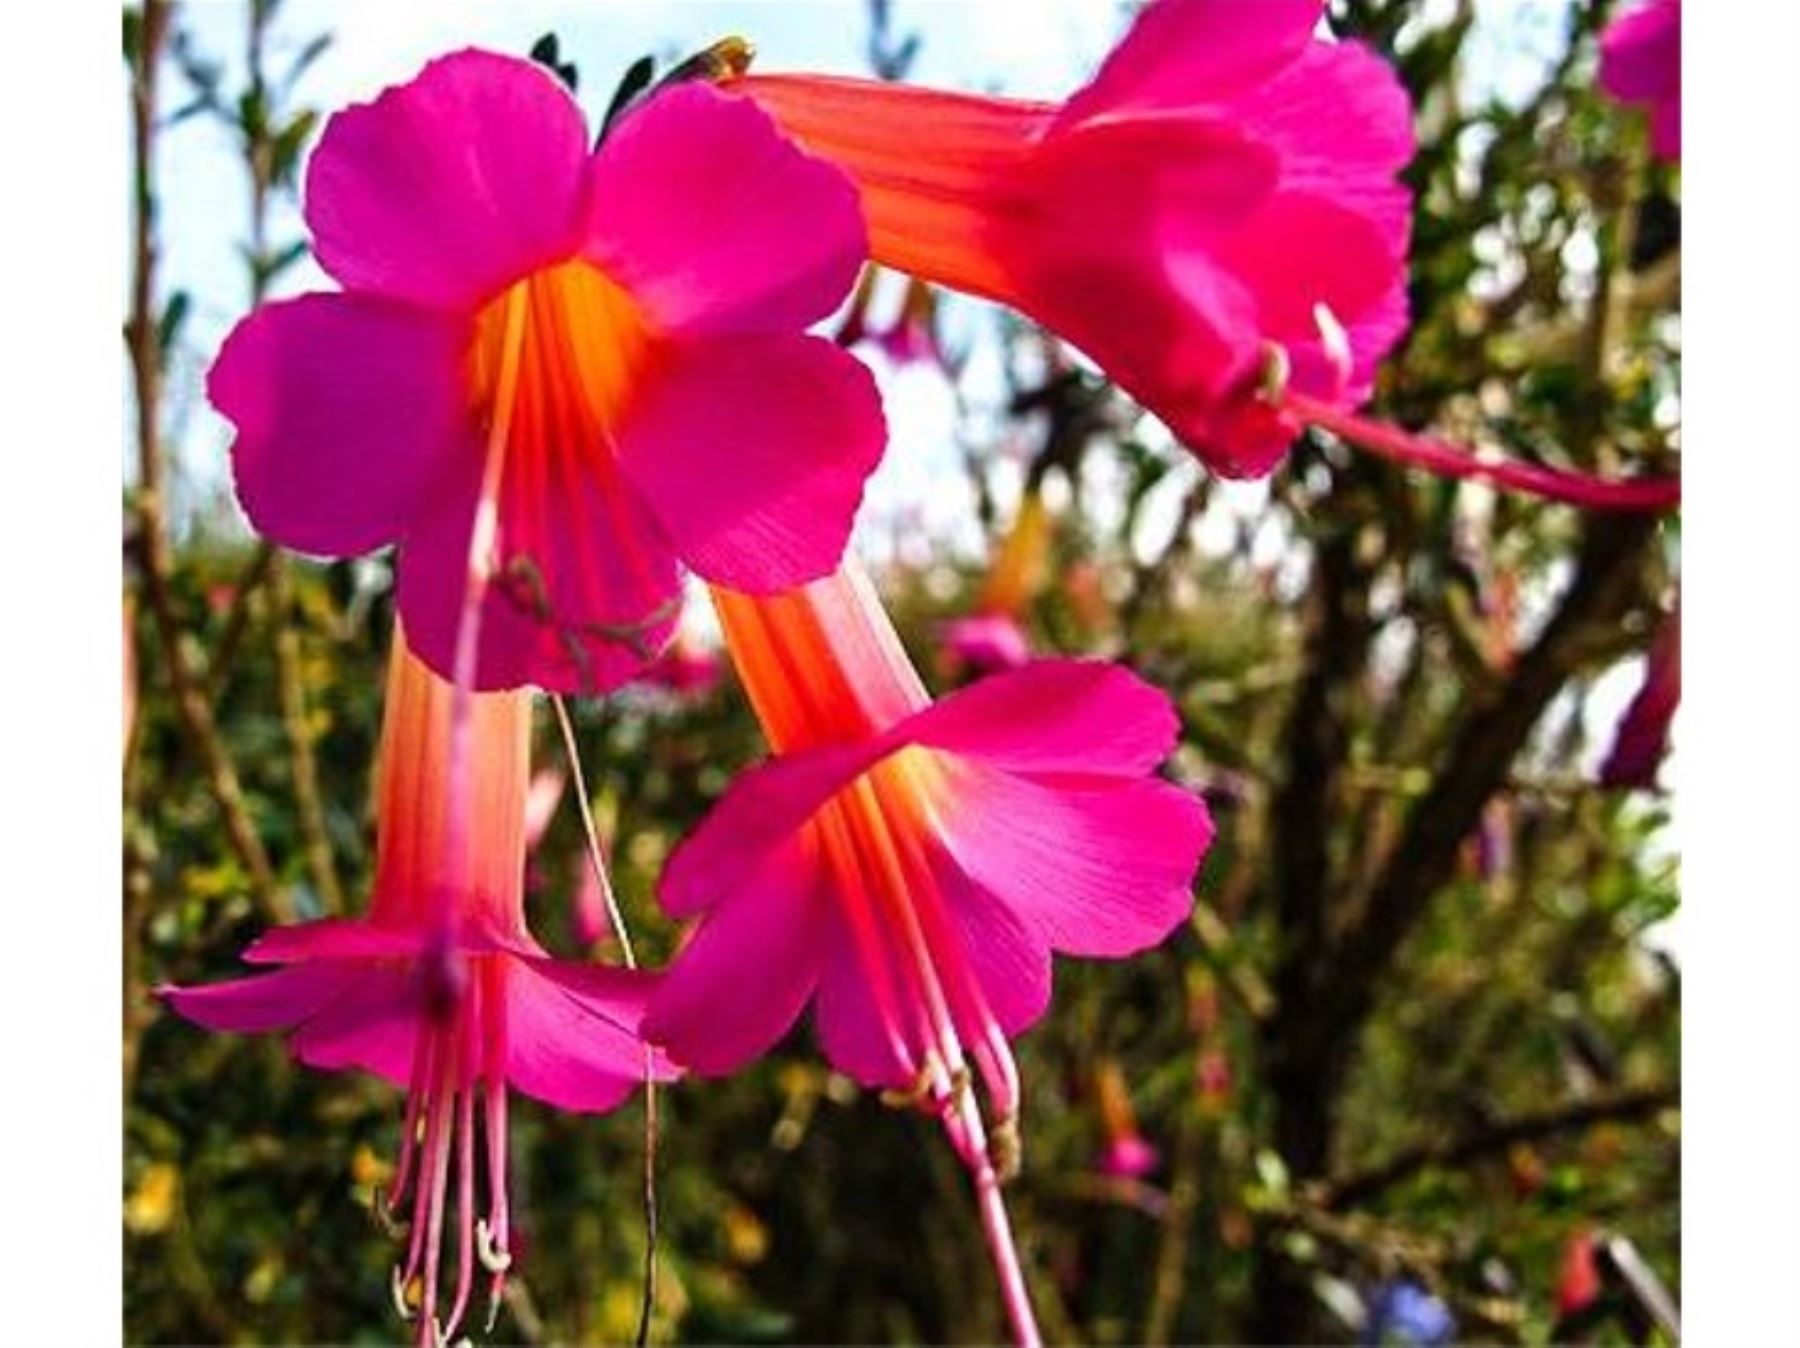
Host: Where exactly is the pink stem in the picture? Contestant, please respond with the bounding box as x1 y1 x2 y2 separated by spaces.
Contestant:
440 282 530 945
1285 390 1681 513
970 1136 1041 1347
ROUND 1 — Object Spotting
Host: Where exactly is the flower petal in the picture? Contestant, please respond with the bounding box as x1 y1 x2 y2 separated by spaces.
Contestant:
290 966 420 1086
1226 42 1415 245
395 427 684 694
1600 0 1681 103
505 958 673 1113
1056 0 1324 128
931 852 1053 1038
243 918 423 965
160 962 366 1035
211 294 466 558
813 902 914 1088
306 49 588 310
1208 193 1402 343
584 84 866 336
931 762 1211 958
644 835 827 1075
905 659 1181 777
619 335 884 594
658 738 887 918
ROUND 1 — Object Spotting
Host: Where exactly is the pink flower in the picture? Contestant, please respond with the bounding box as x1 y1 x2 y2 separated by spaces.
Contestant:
839 271 947 372
1093 1059 1160 1179
1098 1133 1162 1181
938 612 1033 675
648 566 1209 1093
738 3 1680 513
1600 0 1681 161
163 630 673 1345
1600 603 1680 789
645 565 1212 1343
212 51 884 693
737 0 1413 478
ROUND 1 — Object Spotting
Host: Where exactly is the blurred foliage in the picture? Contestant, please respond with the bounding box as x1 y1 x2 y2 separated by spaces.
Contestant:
124 1 1679 1344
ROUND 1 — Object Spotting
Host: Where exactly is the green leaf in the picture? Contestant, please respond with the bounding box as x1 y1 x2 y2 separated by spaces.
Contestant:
282 33 333 92
270 109 318 190
156 291 190 359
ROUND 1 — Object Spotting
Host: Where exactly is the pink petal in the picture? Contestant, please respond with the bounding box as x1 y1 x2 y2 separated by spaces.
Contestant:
905 660 1181 778
1208 193 1402 344
160 962 365 1035
931 852 1053 1037
289 967 422 1087
658 739 886 918
939 614 1034 675
505 958 673 1113
211 294 466 558
584 84 866 337
395 423 684 694
812 906 914 1088
1600 0 1681 102
244 918 423 965
619 335 884 594
305 50 589 311
932 762 1211 959
644 836 828 1076
1227 42 1416 245
1649 98 1681 161
1056 0 1324 128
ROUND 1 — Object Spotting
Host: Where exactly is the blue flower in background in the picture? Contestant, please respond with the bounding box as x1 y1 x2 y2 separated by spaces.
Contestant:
1364 1280 1457 1346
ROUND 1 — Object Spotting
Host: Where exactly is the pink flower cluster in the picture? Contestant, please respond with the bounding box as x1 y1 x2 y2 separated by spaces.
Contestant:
166 4 1682 1345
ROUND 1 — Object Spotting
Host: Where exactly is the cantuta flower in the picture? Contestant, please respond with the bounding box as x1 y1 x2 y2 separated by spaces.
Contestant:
211 50 884 693
164 630 673 1346
937 492 1049 676
736 0 1680 512
736 0 1410 479
1600 0 1681 162
645 565 1212 1344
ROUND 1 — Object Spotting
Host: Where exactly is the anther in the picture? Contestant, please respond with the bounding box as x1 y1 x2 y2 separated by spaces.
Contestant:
373 1188 410 1239
989 1116 1024 1184
1258 342 1292 403
476 1218 513 1274
389 1266 417 1322
1312 302 1352 397
944 1066 973 1111
880 1064 938 1111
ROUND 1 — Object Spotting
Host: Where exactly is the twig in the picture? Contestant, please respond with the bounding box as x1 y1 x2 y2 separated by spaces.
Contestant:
128 0 287 924
1322 1083 1677 1208
241 1 343 916
270 557 344 913
550 695 659 1347
203 539 275 699
1141 1111 1202 1345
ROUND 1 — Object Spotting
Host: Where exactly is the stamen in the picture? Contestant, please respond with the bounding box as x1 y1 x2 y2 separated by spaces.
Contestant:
989 1114 1024 1184
879 1060 942 1110
476 1219 513 1274
1312 302 1352 397
440 1070 478 1342
373 1188 411 1240
1258 341 1291 403
390 1266 417 1322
